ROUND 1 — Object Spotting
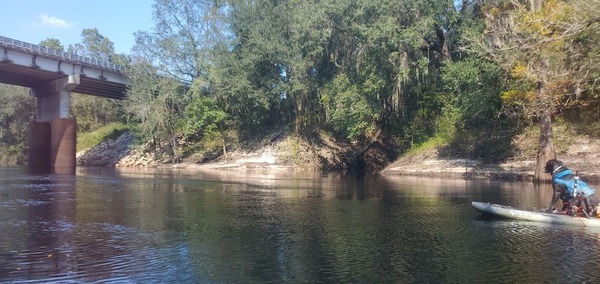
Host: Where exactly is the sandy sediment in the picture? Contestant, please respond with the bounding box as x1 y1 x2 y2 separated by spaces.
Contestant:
77 132 600 182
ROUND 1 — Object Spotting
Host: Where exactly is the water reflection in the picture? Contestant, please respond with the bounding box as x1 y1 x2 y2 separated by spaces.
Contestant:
1 167 599 283
0 173 74 279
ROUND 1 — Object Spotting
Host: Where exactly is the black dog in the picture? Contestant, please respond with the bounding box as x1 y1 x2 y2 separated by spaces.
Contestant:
544 159 598 217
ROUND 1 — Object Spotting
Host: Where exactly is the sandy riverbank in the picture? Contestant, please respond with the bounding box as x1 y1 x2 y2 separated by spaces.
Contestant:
77 132 600 182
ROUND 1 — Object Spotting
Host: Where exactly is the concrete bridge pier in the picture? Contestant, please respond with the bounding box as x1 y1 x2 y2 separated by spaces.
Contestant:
28 75 79 174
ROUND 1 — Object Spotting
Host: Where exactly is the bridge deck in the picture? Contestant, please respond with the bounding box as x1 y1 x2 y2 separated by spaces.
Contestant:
0 36 127 99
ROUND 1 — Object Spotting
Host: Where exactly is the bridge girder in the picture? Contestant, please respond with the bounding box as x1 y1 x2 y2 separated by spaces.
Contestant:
0 43 128 99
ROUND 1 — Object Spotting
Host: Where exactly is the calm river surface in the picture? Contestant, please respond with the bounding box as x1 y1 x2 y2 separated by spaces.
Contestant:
1 166 600 283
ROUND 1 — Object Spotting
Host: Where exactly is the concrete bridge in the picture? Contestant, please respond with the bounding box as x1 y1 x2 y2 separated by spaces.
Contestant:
0 36 128 174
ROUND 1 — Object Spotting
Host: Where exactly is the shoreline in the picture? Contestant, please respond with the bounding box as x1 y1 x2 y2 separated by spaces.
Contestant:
154 157 600 183
76 132 600 182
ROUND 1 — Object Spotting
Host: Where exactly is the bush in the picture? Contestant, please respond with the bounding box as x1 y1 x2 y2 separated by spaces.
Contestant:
77 123 131 151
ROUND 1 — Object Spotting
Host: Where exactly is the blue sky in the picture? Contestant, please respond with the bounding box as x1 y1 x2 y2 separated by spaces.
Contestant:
0 0 154 54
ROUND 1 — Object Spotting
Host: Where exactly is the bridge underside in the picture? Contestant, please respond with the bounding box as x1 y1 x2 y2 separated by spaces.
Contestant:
0 58 127 100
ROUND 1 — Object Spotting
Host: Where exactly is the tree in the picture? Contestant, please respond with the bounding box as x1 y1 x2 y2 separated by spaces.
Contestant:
128 0 227 161
39 38 64 51
473 0 600 181
210 0 292 137
214 0 468 145
68 28 116 62
65 29 128 131
125 59 185 161
133 0 225 82
0 84 36 163
183 78 230 159
315 0 464 145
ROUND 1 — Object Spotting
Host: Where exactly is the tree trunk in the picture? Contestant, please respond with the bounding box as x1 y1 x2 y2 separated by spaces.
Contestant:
295 94 302 135
529 0 543 12
534 107 555 183
460 0 468 14
435 24 452 62
222 135 228 162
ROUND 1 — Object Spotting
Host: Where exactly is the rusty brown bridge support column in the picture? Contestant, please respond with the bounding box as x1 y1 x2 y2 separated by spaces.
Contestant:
28 118 77 174
28 74 79 174
28 122 51 174
51 118 76 175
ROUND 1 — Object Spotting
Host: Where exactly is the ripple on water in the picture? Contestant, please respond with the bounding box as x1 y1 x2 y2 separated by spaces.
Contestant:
468 218 600 282
1 220 199 283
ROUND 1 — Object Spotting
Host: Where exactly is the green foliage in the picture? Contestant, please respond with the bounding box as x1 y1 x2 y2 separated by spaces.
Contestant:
208 0 293 135
439 56 521 162
184 79 229 140
476 0 600 118
134 0 223 81
124 59 186 161
436 105 460 141
444 127 516 162
209 50 283 136
77 123 130 151
442 59 506 126
64 29 129 132
561 106 600 138
321 73 381 140
0 84 35 164
4 0 600 171
72 95 126 132
39 38 64 51
0 1 526 169
69 28 116 62
403 134 451 158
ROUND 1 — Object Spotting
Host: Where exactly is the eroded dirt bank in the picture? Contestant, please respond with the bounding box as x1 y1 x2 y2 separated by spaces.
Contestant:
77 132 600 182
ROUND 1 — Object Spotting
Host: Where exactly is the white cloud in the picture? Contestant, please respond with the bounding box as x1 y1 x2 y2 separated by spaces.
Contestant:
39 14 73 28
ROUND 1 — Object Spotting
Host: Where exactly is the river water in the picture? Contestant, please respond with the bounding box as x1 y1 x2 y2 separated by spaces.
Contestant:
1 166 599 283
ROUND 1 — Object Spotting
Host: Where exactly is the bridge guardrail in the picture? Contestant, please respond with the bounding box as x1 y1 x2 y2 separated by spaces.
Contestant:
0 35 123 73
